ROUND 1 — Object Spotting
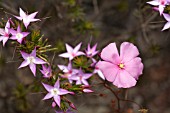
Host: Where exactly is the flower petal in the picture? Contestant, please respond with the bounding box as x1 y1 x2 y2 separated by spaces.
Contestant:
43 93 53 100
162 22 170 31
59 53 71 58
58 89 72 95
30 48 36 57
158 5 165 15
29 63 36 76
20 51 29 59
83 89 93 93
28 12 38 19
73 42 82 53
94 69 105 80
120 42 139 63
101 43 120 64
17 25 21 32
66 43 73 53
22 32 29 37
76 51 85 56
54 95 61 107
54 79 60 88
34 57 46 64
147 1 159 6
163 13 170 21
113 70 137 88
18 60 30 68
83 74 92 79
19 8 26 18
96 61 119 82
58 65 69 73
82 79 89 85
0 28 5 35
124 57 143 79
42 82 54 92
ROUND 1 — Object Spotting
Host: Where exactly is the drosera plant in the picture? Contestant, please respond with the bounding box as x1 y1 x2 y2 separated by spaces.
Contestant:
0 6 148 113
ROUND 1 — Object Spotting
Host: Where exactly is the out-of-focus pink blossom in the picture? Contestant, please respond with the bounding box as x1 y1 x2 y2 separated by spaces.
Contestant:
70 69 92 85
85 43 99 58
14 8 40 28
0 19 11 46
58 62 79 83
147 0 170 15
96 42 143 88
40 65 52 78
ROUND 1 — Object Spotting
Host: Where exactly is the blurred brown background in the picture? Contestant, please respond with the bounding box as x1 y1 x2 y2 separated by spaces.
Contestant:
0 0 170 113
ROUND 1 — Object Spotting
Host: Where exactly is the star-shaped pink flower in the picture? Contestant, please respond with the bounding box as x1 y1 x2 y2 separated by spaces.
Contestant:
147 0 170 15
42 79 74 107
59 43 84 60
85 43 99 58
40 65 52 78
18 48 46 76
58 62 79 83
96 42 143 88
14 8 40 28
70 69 92 85
9 25 29 44
0 19 10 46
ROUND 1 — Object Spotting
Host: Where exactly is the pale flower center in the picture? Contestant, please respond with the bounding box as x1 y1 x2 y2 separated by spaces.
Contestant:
16 33 23 39
51 88 59 95
28 56 35 63
118 63 125 69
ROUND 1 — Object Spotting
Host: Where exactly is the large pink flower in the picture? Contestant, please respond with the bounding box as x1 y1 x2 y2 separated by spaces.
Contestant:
96 42 143 88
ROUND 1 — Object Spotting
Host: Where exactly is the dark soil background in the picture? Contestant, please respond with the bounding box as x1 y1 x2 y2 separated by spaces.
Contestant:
0 0 170 113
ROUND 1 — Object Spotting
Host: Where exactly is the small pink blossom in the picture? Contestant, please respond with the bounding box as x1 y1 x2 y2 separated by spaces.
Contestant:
18 48 46 76
9 25 29 44
59 43 84 60
58 62 79 83
40 65 52 78
147 0 170 15
14 8 40 28
85 43 99 58
96 42 143 88
70 69 92 85
0 19 11 46
42 79 74 107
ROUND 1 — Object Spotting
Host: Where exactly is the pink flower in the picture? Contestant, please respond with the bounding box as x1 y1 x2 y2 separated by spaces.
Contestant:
18 48 46 76
59 43 84 60
42 79 74 107
85 43 99 58
40 65 52 78
58 62 79 83
96 42 143 88
70 69 92 85
0 19 10 46
14 8 40 28
162 13 170 31
9 25 29 44
147 0 170 15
